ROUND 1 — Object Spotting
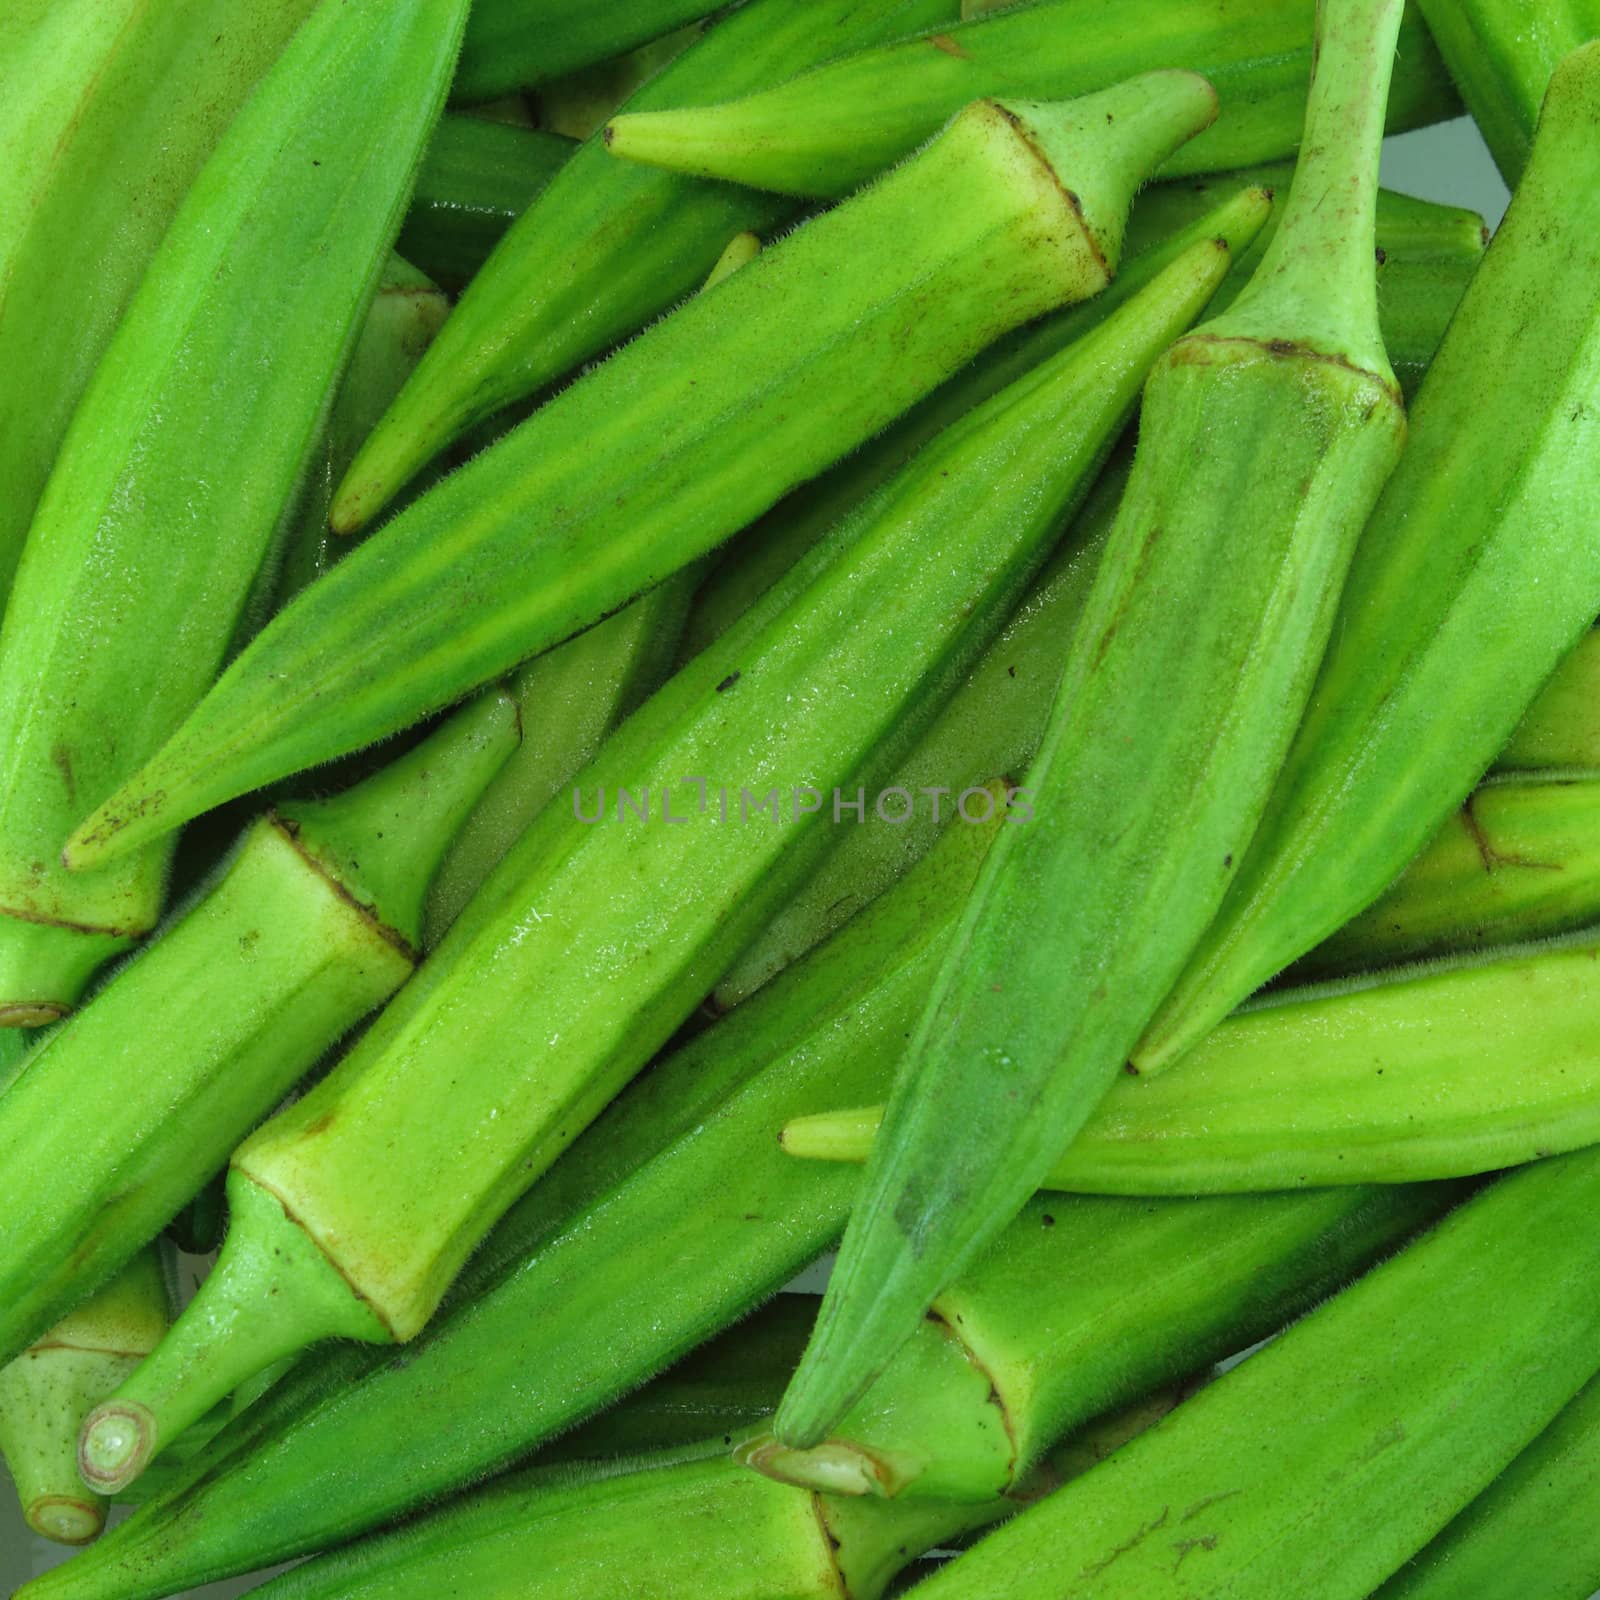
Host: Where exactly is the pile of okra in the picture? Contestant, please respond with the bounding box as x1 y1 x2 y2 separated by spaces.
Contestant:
4 0 1600 1595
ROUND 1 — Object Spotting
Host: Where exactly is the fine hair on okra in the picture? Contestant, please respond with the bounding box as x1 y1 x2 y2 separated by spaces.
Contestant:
333 0 958 530
0 0 320 608
604 0 1460 197
773 0 1411 1447
0 0 471 1027
1136 38 1600 1078
897 1148 1600 1600
64 69 1221 869
68 200 1253 1499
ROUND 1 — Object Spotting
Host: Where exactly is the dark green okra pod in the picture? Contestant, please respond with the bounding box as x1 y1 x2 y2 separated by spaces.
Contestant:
1138 39 1600 1075
0 0 319 605
73 207 1246 1498
67 72 1218 868
1416 0 1600 182
900 1149 1600 1600
1375 1365 1600 1600
334 0 957 529
0 1251 168 1547
0 0 470 1024
776 0 1410 1444
0 693 518 1369
605 0 1457 196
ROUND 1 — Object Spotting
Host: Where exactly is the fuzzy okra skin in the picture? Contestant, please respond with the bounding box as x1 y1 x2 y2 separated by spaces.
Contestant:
784 921 1600 1192
333 0 956 532
0 1251 168 1548
20 799 1009 1599
904 1149 1600 1600
776 0 1408 1447
1498 629 1600 769
396 115 575 292
455 0 722 101
742 1185 1446 1503
1137 40 1600 1077
1375 1368 1600 1600
0 0 320 607
68 74 1218 870
605 0 1457 197
0 692 518 1372
1416 0 1600 183
0 0 470 1027
72 220 1241 1500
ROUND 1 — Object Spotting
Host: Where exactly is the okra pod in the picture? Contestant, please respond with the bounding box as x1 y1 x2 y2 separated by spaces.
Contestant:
455 0 723 101
68 72 1219 867
397 116 575 292
1497 628 1600 769
332 0 957 530
1416 0 1600 182
1376 1367 1600 1599
0 692 518 1369
537 23 705 139
21 797 1008 1598
0 0 318 604
74 217 1243 1496
776 0 1409 1444
1298 776 1600 978
784 923 1600 1191
0 1252 167 1547
0 0 470 1025
1137 39 1600 1076
605 0 1458 197
742 1186 1445 1502
901 1149 1600 1600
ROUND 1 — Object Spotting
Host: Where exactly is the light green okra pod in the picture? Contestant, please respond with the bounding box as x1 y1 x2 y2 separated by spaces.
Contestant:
1375 1365 1600 1600
783 921 1600 1191
0 0 319 608
0 1250 168 1548
605 0 1458 196
454 0 724 101
334 0 957 531
0 0 471 1026
1498 628 1600 769
1138 39 1600 1076
69 222 1251 1502
67 72 1217 868
901 1148 1600 1600
1416 0 1600 182
0 690 518 1371
776 0 1410 1446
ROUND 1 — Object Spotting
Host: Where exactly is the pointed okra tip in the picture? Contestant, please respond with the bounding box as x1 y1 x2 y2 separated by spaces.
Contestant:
993 69 1218 288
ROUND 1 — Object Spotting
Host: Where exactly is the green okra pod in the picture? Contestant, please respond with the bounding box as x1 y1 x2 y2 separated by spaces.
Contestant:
1137 39 1600 1077
1415 0 1600 183
0 1251 168 1548
740 1185 1446 1503
0 692 518 1370
1298 776 1600 978
536 23 705 139
332 0 957 531
1375 1367 1600 1600
455 0 723 101
0 0 319 607
0 0 471 1026
73 216 1244 1497
784 922 1600 1191
396 116 575 293
900 1148 1600 1600
776 0 1410 1446
20 799 1010 1599
1497 628 1600 769
605 0 1457 197
68 71 1219 868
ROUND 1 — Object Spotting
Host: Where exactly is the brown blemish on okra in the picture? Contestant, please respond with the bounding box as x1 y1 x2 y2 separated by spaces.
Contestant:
1171 331 1404 403
271 816 416 961
1459 793 1562 876
991 103 1113 283
930 33 971 59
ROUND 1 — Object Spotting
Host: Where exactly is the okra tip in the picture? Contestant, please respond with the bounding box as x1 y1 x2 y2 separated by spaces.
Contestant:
735 1432 887 1497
